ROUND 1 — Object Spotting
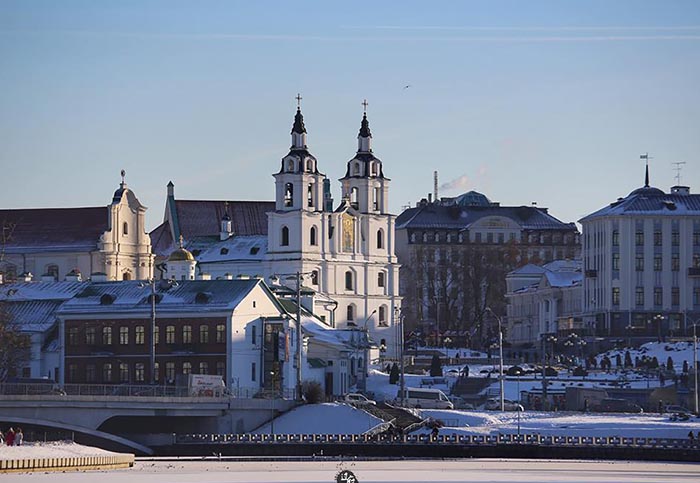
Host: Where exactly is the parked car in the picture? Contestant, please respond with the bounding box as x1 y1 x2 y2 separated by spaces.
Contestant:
665 405 691 415
484 398 524 411
344 393 376 406
395 387 454 409
448 395 475 410
592 398 643 413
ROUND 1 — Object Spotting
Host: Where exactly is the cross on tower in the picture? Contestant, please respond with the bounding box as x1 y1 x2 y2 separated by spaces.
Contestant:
296 93 302 108
179 234 184 248
362 99 369 113
120 169 126 187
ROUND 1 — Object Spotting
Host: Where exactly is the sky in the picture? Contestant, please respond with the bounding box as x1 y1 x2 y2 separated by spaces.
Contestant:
1 1 699 231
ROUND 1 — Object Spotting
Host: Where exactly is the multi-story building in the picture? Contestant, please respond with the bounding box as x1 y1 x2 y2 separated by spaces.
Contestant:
395 191 579 347
580 168 700 340
505 259 583 359
0 173 154 283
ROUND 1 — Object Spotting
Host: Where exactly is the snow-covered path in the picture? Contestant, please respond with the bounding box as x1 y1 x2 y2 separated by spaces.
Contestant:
2 459 699 482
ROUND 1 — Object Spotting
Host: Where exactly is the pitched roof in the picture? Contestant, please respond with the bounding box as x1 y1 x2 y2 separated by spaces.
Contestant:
0 207 108 253
0 281 87 332
580 186 700 222
396 202 576 231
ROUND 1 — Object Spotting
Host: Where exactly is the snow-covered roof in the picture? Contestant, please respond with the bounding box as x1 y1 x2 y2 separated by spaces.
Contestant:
511 259 582 294
0 282 87 332
197 235 268 263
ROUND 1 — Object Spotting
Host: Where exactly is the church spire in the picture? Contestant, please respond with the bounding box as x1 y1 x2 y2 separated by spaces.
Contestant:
358 99 372 153
290 94 307 150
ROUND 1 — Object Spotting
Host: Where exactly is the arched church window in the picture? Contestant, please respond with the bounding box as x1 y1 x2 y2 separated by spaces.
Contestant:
373 187 380 211
311 270 319 286
286 159 294 172
307 184 314 208
350 187 358 210
353 163 360 175
378 306 387 326
371 162 377 176
122 271 131 281
306 159 313 171
284 183 294 207
345 270 354 291
281 226 289 246
376 229 384 249
377 271 385 288
310 226 317 246
346 304 355 321
123 222 128 236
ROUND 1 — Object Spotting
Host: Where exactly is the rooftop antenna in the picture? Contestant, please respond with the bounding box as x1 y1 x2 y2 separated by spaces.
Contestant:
640 152 653 187
672 161 686 185
433 171 439 202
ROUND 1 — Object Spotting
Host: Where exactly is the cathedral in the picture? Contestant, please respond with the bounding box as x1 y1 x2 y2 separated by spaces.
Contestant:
151 101 402 357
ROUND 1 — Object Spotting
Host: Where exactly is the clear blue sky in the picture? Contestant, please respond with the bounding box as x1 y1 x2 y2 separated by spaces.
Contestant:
1 1 699 230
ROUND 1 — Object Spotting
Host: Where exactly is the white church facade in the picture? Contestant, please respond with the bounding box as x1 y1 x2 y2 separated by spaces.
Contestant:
152 103 402 357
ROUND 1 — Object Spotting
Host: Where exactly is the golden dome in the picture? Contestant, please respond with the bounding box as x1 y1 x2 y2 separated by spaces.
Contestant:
169 247 195 262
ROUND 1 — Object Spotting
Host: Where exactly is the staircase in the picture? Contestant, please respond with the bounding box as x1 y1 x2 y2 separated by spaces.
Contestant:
374 402 423 432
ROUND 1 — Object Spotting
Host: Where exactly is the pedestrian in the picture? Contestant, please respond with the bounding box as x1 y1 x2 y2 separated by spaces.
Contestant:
689 431 695 444
5 427 15 446
15 428 23 446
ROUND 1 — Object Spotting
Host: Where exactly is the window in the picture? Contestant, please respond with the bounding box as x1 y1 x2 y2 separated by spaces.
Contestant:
216 361 225 376
612 230 619 246
487 233 493 244
353 163 360 175
635 231 644 246
635 287 644 306
251 362 256 382
103 363 112 382
475 233 482 243
119 326 129 345
306 159 313 171
654 287 663 306
154 362 160 382
135 363 145 382
281 226 289 246
694 288 700 306
654 231 662 246
183 325 192 344
199 362 208 375
378 306 387 326
199 325 209 344
612 287 620 305
345 270 354 291
123 222 129 236
672 231 680 246
350 187 359 210
612 253 620 270
119 362 129 382
377 230 384 249
86 364 96 383
216 324 226 343
672 287 680 306
85 327 96 345
284 183 293 207
135 326 145 345
378 272 385 288
672 254 680 271
286 159 294 172
307 184 314 208
166 325 176 344
67 364 78 383
310 226 317 246
347 305 355 321
373 187 380 211
311 270 319 286
635 255 644 271
154 326 159 345
68 327 79 346
165 362 176 382
251 324 257 345
654 255 662 271
694 231 700 246
695 254 700 268
182 362 192 375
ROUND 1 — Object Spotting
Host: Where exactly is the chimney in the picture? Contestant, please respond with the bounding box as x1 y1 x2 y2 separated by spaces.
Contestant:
91 272 108 282
434 171 439 202
223 273 233 280
64 269 82 282
428 193 432 204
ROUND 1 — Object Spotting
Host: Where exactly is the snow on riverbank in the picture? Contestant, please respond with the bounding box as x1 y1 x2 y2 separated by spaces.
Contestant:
253 403 383 434
0 441 120 460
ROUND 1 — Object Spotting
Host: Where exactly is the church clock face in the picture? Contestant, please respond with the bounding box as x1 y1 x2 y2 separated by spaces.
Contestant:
342 213 355 252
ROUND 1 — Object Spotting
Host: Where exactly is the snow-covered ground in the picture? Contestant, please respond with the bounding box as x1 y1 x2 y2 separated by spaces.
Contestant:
0 441 120 460
599 341 698 372
253 403 383 434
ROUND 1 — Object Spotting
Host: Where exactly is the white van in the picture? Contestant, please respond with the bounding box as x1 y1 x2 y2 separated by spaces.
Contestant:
395 387 454 409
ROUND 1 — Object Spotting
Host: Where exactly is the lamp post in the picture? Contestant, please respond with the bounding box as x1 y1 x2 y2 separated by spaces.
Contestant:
485 307 504 412
542 334 557 411
653 314 665 342
138 279 158 385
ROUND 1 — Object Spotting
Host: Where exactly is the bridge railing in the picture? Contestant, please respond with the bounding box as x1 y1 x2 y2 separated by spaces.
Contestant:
173 432 700 450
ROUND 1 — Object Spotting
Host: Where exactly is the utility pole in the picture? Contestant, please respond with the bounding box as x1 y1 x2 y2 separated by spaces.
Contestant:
486 307 504 412
295 271 303 401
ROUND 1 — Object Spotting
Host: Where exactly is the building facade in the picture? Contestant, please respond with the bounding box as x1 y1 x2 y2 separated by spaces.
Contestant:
395 191 579 347
580 169 700 340
0 174 154 283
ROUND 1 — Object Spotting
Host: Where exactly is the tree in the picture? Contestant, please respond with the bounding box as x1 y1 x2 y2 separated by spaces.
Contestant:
624 351 633 368
430 354 442 377
666 356 674 372
389 363 400 384
0 302 31 382
615 354 622 368
683 360 689 373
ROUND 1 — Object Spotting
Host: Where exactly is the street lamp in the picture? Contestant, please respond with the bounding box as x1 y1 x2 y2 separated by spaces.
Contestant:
542 334 557 411
138 278 178 385
652 314 665 341
485 307 504 412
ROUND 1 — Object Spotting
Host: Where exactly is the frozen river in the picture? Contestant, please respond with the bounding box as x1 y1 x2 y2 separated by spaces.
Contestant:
4 459 699 483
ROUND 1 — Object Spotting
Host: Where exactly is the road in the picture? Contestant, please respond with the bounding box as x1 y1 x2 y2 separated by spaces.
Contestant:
4 459 700 482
